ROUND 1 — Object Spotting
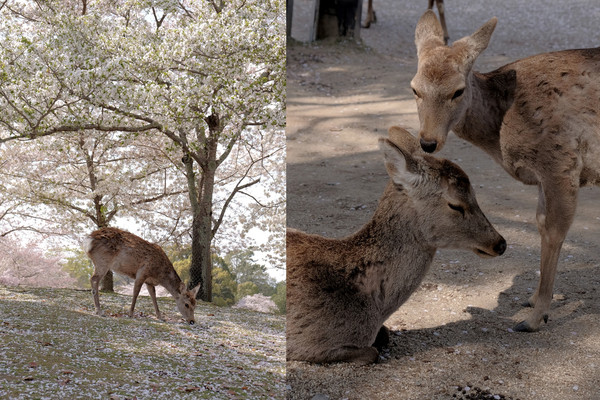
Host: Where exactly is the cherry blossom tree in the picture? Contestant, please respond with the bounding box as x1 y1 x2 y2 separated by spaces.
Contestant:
0 236 73 287
0 0 285 301
0 131 186 290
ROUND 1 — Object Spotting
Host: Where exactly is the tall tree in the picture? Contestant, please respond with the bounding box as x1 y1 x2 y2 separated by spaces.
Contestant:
0 0 286 301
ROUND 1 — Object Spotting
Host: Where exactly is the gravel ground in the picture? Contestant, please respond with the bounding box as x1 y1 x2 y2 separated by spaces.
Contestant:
287 1 600 399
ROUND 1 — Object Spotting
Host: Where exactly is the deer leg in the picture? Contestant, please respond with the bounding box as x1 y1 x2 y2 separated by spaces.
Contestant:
363 0 375 28
324 346 379 365
372 325 390 350
146 284 162 320
435 0 449 44
90 266 108 316
129 277 145 318
515 180 577 332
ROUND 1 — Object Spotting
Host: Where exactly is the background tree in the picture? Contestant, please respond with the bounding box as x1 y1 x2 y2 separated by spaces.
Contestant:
0 237 72 287
61 248 94 288
226 249 276 295
271 280 286 314
212 267 238 306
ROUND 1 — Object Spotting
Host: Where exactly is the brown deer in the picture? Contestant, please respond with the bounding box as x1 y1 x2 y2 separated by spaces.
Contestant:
83 227 199 324
410 10 600 332
287 126 506 364
364 0 449 45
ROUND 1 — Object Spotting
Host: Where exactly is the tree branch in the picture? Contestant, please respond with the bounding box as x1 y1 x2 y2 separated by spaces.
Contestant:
212 177 260 237
0 121 160 144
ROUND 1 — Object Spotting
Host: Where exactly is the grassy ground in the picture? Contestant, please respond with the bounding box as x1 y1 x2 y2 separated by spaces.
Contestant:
0 285 285 399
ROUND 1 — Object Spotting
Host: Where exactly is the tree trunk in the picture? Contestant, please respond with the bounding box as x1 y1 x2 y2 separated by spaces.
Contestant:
186 114 221 302
189 209 212 301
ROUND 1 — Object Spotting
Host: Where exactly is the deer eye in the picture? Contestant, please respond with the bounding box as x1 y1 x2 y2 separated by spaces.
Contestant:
448 203 465 216
451 88 465 100
185 303 190 308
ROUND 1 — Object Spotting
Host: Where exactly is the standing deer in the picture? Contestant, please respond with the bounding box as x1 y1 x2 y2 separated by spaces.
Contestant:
83 227 199 324
287 126 506 364
364 0 449 45
410 10 600 332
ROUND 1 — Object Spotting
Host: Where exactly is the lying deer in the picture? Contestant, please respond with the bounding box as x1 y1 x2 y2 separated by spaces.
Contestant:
364 0 449 45
287 126 506 364
83 227 199 324
410 10 600 332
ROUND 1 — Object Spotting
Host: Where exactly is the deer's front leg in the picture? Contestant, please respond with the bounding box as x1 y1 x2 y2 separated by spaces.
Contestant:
515 180 577 332
146 284 162 320
129 278 145 318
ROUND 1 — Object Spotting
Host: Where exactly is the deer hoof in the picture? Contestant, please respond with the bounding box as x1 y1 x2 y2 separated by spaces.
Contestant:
513 320 539 333
543 314 549 324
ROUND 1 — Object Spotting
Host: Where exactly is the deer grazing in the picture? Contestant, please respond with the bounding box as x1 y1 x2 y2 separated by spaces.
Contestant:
83 227 199 324
287 126 506 364
364 0 449 45
410 10 600 332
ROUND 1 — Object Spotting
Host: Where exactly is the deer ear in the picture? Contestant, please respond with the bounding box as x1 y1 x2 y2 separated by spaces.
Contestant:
190 284 200 297
415 10 446 56
379 138 422 188
387 126 422 156
452 17 497 67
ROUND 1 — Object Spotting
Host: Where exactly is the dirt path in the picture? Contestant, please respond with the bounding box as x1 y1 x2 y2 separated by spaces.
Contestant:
287 1 600 399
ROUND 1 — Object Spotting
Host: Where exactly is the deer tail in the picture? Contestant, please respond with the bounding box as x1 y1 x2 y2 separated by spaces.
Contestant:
82 235 94 255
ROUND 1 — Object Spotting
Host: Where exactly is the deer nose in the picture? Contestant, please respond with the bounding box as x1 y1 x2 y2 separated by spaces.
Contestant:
494 238 507 256
420 138 438 153
189 320 195 325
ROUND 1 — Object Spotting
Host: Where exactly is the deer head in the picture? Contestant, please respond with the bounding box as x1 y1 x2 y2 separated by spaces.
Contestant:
411 10 497 153
381 126 506 257
176 283 200 325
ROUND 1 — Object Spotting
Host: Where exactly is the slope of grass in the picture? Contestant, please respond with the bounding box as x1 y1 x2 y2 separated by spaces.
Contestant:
0 285 285 399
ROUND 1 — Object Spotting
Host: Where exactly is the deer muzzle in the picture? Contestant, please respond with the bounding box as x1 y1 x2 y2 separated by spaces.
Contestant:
420 138 439 153
474 236 507 258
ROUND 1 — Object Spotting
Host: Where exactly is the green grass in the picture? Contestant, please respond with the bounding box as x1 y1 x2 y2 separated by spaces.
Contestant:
0 286 285 399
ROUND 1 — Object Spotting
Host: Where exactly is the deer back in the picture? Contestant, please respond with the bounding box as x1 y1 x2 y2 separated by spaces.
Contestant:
85 227 175 283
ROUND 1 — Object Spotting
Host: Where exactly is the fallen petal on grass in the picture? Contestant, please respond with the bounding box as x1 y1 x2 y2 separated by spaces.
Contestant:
0 285 285 399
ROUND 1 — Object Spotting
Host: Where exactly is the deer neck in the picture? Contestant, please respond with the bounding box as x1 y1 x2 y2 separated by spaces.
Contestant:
343 185 436 315
453 68 516 164
348 185 435 261
161 270 184 300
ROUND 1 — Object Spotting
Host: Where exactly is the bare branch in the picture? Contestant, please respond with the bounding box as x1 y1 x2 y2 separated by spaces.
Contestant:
238 190 284 208
212 177 260 237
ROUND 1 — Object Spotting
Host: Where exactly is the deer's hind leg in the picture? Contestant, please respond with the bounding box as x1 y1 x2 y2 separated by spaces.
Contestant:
515 178 578 332
372 325 390 350
434 0 449 44
363 0 376 29
90 261 110 316
323 346 379 365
